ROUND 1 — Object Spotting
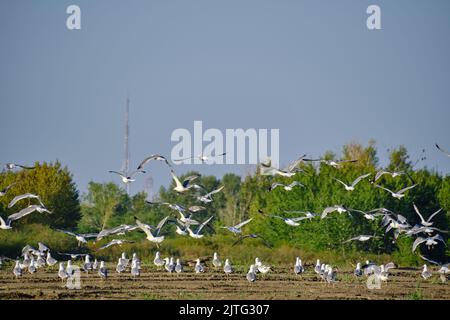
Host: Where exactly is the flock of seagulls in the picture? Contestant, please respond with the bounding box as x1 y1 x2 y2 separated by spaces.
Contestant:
0 144 449 287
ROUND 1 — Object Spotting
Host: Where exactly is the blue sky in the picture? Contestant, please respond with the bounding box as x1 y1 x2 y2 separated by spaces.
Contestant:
1 0 449 195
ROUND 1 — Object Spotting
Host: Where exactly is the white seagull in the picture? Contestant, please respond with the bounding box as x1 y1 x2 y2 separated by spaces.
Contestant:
413 203 443 227
294 257 304 275
134 216 169 244
0 182 17 197
170 170 201 193
343 235 380 243
8 193 44 208
412 234 446 252
374 184 417 199
269 181 304 192
97 239 134 251
321 205 349 219
436 143 450 158
221 218 253 235
197 186 224 203
187 216 213 239
7 204 51 222
137 154 172 170
333 173 371 191
108 170 145 184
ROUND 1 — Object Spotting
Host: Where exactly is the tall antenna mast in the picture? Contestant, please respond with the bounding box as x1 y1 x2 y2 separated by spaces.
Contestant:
122 96 130 194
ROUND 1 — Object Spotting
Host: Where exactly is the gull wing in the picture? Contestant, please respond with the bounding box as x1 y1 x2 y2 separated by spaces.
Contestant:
412 237 427 252
426 208 443 223
397 184 417 195
196 216 213 234
170 171 183 189
134 217 154 239
108 170 126 178
7 205 39 222
269 183 284 191
8 193 41 208
234 218 253 229
413 204 426 224
351 173 371 187
206 185 224 197
155 215 170 236
321 206 338 219
333 178 348 188
137 154 171 170
56 229 77 237
436 143 450 156
374 184 394 195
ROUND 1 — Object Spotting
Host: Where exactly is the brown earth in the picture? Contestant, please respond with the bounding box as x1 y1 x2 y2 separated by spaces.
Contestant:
0 264 448 300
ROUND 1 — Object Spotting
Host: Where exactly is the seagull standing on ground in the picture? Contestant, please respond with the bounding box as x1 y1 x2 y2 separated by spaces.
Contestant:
294 257 304 275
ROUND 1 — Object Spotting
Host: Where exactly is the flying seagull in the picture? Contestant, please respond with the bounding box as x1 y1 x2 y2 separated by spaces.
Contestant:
0 182 17 197
197 185 224 203
170 170 202 193
343 235 380 243
321 205 349 219
8 193 44 208
95 224 138 241
174 152 226 164
333 173 371 191
2 163 35 170
412 234 446 252
221 218 253 235
0 216 12 230
7 204 51 222
413 203 442 227
374 184 417 199
258 210 308 227
56 229 98 246
310 159 358 169
232 234 272 248
269 181 304 192
97 239 134 251
187 216 213 239
134 216 169 244
137 154 172 170
108 170 145 184
371 170 409 183
435 143 450 158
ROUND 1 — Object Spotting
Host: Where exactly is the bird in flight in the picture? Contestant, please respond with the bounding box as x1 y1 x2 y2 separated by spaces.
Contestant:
435 143 450 158
108 170 146 184
374 184 417 199
269 181 304 192
137 154 172 170
333 173 371 191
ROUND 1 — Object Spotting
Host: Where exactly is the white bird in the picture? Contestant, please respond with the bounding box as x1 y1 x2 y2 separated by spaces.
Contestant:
246 265 257 282
134 216 169 244
137 154 172 170
319 159 358 169
413 204 443 227
221 218 252 235
354 263 363 277
374 184 417 199
92 259 98 270
98 239 134 251
421 264 432 280
212 252 222 268
131 260 140 277
83 255 92 272
8 193 44 208
314 259 321 274
153 251 165 268
108 170 145 184
321 205 349 219
224 259 233 275
269 181 304 192
343 235 380 243
255 258 271 274
13 260 22 278
66 260 74 276
56 229 97 246
194 259 205 273
325 266 337 283
98 261 108 279
186 216 213 239
58 263 68 282
28 257 37 274
333 173 371 191
260 165 297 178
197 186 224 203
294 257 304 275
0 215 12 230
46 252 57 266
268 214 308 227
0 182 17 197
170 170 201 193
175 259 183 273
95 224 138 241
2 163 35 170
174 152 226 164
7 204 51 222
164 257 175 273
372 170 407 183
412 234 446 252
436 143 450 158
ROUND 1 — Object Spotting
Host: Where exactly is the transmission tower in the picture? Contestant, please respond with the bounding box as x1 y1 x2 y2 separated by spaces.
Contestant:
122 97 130 194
